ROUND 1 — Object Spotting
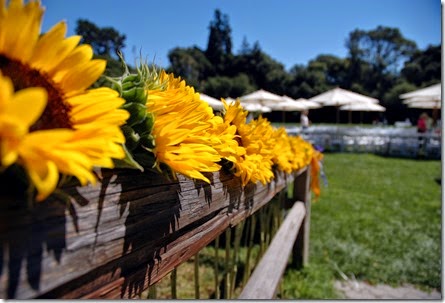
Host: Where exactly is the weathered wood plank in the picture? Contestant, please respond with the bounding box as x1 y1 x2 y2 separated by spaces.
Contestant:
292 165 312 268
0 167 307 299
238 201 306 299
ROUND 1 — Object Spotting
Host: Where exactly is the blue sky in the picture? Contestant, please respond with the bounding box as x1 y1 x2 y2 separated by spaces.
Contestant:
40 0 441 70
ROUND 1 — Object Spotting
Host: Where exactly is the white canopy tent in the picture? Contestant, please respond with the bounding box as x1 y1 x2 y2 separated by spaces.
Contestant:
340 103 386 112
200 93 224 111
406 101 441 109
309 87 380 123
240 89 285 107
400 83 441 108
294 98 322 110
400 83 441 102
309 87 379 106
340 102 386 124
270 96 307 123
243 103 272 113
275 96 307 111
225 97 271 113
400 83 442 124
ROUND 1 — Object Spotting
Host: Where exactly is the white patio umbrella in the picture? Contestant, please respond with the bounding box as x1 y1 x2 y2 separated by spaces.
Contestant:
309 87 379 106
200 93 224 111
406 101 442 109
222 97 272 113
243 102 272 113
340 102 386 124
339 103 386 112
400 83 441 123
309 87 379 123
401 83 441 108
240 89 285 107
268 96 307 123
274 96 307 111
400 83 441 101
294 98 322 110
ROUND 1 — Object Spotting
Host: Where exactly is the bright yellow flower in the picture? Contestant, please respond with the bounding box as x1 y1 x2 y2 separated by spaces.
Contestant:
222 100 275 186
0 72 46 167
289 135 314 171
146 71 223 183
271 127 295 174
0 0 129 200
310 149 323 198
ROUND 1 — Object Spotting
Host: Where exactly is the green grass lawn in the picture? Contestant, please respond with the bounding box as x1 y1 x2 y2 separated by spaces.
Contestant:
282 153 442 299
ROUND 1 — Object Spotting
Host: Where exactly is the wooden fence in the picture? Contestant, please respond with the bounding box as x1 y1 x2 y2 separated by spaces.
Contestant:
0 165 311 299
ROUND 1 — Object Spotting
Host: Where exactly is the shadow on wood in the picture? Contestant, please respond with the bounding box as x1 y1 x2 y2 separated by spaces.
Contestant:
0 166 305 299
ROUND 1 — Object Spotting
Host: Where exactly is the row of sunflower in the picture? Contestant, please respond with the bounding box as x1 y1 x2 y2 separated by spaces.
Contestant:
0 0 323 203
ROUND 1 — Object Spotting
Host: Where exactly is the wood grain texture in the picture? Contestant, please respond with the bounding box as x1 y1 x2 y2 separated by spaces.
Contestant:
0 166 307 299
238 201 306 299
292 166 312 268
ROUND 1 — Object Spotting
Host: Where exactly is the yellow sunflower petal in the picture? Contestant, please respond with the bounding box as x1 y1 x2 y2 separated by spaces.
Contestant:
0 71 13 109
26 159 59 202
0 0 43 61
60 59 107 96
9 87 47 127
0 0 128 199
50 44 94 81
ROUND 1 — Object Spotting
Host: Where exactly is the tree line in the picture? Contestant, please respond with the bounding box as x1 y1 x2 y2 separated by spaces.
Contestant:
75 10 440 124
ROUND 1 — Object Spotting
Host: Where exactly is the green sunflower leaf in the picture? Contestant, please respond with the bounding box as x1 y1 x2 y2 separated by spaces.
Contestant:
113 144 144 171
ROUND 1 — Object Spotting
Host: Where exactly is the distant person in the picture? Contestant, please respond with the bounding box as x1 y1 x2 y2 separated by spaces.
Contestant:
425 113 433 131
417 112 428 156
300 110 310 131
417 112 428 133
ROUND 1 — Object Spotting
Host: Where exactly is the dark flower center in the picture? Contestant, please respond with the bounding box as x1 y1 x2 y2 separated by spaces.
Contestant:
0 54 73 131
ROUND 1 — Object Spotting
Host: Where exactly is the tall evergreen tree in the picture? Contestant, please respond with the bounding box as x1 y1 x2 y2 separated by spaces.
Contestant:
205 9 233 74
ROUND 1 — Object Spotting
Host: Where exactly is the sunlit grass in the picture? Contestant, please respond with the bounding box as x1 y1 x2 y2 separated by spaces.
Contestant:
282 153 441 299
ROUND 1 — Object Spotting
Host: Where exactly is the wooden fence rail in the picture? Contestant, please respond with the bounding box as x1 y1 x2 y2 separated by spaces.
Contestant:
239 201 306 299
0 165 311 299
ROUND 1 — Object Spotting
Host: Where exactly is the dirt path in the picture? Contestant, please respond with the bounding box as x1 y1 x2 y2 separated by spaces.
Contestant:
334 280 441 300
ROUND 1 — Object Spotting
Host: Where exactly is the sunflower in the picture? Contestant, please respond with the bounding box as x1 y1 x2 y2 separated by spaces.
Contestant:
222 99 275 186
271 127 295 174
146 71 223 183
0 71 46 168
0 0 129 201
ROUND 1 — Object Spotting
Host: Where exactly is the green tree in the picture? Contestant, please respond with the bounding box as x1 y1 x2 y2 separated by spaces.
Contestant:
345 26 417 99
401 44 441 87
75 19 132 88
383 81 418 123
307 55 349 87
205 9 233 74
233 42 289 94
347 26 417 74
167 46 212 89
203 73 255 98
75 19 126 60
